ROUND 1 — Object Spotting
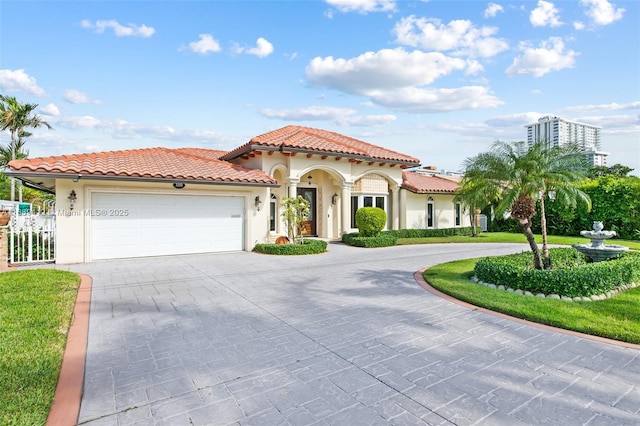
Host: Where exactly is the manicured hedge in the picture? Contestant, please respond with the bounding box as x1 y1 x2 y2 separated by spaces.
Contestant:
341 232 397 248
253 239 328 255
386 226 478 239
474 248 640 297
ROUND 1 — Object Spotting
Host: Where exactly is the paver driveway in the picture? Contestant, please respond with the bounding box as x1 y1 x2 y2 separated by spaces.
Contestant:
64 242 640 425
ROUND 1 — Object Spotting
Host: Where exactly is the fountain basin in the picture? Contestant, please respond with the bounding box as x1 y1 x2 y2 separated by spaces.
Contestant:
572 243 628 262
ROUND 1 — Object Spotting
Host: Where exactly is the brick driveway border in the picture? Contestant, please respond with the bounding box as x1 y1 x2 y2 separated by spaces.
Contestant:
60 242 640 425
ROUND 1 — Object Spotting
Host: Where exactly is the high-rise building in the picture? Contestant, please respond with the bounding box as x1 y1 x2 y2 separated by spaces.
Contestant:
525 116 608 166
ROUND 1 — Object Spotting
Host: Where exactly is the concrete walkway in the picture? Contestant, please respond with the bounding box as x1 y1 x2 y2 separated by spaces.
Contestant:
63 242 640 425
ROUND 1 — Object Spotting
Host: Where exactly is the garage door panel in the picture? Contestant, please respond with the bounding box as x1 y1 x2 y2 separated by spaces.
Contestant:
91 193 244 260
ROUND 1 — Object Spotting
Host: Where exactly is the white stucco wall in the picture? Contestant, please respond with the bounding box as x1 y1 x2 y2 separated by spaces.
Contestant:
54 178 271 263
403 191 459 230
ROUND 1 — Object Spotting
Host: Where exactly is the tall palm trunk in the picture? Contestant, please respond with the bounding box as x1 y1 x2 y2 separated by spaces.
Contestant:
518 218 544 269
540 195 551 269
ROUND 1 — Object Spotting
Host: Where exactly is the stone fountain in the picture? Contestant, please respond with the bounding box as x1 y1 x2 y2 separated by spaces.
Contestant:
572 221 628 262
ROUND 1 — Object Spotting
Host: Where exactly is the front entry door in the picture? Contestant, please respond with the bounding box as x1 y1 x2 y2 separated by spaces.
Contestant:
297 187 317 236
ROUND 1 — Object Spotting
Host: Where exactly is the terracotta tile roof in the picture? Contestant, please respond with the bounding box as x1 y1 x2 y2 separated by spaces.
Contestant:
8 147 277 185
402 172 460 193
221 125 421 166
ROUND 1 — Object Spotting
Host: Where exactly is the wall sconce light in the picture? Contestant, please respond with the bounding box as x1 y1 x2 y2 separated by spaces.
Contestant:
332 193 338 205
307 174 313 186
548 190 556 201
255 196 262 211
68 190 77 211
173 182 185 189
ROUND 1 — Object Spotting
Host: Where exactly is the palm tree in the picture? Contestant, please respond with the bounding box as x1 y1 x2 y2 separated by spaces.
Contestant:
0 95 52 201
454 176 498 237
535 143 591 268
463 140 591 270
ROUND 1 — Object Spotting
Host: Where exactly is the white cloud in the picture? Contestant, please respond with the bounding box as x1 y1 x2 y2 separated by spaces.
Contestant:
232 37 275 58
40 104 60 116
484 112 545 127
566 101 640 112
393 16 508 58
368 86 503 112
81 19 155 37
506 37 578 77
259 105 396 126
580 0 625 26
573 21 586 30
185 34 221 55
63 89 100 104
325 0 396 14
261 106 356 121
484 3 504 18
576 114 639 130
306 48 469 94
0 69 46 96
530 1 563 27
306 48 502 112
246 38 274 58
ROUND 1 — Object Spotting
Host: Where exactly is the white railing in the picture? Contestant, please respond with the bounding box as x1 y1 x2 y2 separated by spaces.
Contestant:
8 209 56 265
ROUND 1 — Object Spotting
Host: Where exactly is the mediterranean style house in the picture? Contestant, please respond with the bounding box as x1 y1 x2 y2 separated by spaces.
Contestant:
6 125 462 263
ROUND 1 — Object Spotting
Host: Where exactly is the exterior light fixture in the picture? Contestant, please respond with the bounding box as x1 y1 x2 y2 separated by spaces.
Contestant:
173 182 185 189
255 196 262 211
68 190 77 211
332 193 338 205
548 190 556 201
307 174 313 186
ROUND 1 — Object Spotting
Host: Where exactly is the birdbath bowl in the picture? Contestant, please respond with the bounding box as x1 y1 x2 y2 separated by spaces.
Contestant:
572 221 628 262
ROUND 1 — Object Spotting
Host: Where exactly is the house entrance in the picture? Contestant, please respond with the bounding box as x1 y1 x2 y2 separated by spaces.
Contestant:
297 187 316 236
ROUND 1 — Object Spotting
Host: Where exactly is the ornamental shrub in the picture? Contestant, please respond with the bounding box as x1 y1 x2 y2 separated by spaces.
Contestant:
474 248 640 297
253 238 327 255
341 232 397 248
387 227 478 238
355 207 386 237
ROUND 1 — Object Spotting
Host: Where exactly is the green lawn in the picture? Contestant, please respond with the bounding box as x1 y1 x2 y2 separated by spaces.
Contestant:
399 231 640 250
0 269 80 426
424 258 640 344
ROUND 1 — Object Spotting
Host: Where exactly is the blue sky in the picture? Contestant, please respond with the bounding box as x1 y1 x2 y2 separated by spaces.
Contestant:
1 0 638 175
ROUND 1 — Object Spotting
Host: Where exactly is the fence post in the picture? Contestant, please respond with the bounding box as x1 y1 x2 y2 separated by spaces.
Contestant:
0 227 9 271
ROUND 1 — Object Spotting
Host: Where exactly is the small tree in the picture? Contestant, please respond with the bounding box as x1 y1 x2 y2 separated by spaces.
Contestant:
280 195 310 244
355 207 386 237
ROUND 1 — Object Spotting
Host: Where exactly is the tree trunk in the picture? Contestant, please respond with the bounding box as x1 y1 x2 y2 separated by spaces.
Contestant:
518 218 544 270
540 195 551 269
469 206 477 237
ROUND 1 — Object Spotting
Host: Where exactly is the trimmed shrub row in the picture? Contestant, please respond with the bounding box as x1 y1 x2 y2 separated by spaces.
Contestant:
341 232 397 248
387 226 478 239
474 248 640 297
253 239 328 255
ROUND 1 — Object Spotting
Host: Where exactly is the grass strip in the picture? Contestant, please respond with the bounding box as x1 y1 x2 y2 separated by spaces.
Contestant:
0 269 81 426
424 258 640 345
398 232 640 250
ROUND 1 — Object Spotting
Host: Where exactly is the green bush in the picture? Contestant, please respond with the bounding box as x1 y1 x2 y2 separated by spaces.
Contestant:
387 226 478 238
474 248 640 297
253 238 327 255
355 207 386 237
341 232 397 248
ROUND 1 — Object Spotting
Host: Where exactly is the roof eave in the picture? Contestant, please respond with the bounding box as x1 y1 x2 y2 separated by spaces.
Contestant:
4 170 280 188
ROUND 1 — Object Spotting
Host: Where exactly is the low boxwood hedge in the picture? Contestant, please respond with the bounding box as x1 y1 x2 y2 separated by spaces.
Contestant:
341 232 398 248
253 238 328 255
386 226 478 239
474 248 640 297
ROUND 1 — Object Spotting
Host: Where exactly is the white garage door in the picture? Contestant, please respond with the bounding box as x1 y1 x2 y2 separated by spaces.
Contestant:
91 192 244 260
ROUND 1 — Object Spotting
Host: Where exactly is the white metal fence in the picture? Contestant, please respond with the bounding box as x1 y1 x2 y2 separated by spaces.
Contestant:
4 202 56 265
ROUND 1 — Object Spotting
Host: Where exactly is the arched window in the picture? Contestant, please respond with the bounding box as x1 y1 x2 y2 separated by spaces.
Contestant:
427 197 434 228
269 194 277 232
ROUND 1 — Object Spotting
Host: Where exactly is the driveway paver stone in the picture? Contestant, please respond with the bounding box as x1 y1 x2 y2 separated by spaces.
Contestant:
61 242 640 425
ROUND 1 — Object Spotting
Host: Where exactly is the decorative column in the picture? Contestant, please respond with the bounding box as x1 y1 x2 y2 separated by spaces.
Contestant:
0 226 9 271
340 183 352 235
391 185 400 230
288 178 299 198
399 187 407 229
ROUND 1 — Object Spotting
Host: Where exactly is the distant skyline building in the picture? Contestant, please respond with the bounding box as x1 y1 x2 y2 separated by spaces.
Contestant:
525 116 608 166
